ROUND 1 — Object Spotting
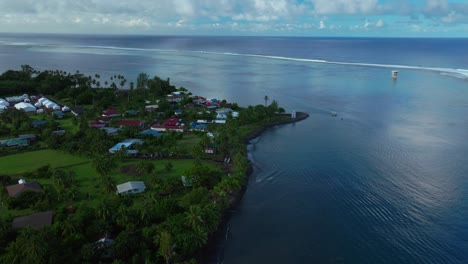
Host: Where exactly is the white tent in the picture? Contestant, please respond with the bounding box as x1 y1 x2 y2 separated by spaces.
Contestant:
45 102 55 109
34 102 42 107
62 106 70 112
38 97 47 104
53 105 61 110
0 99 9 107
14 102 36 112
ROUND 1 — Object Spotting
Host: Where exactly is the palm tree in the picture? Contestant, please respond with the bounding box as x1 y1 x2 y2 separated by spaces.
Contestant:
159 231 175 264
264 95 269 107
185 206 204 230
92 154 116 177
96 200 113 221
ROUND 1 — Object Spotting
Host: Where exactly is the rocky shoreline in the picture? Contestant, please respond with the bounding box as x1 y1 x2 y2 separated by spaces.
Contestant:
199 112 309 263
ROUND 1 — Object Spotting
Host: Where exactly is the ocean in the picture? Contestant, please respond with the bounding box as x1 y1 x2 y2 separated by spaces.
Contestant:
1 34 468 263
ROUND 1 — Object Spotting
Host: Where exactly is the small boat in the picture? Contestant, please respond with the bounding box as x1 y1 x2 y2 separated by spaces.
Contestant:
330 111 337 116
392 70 398 79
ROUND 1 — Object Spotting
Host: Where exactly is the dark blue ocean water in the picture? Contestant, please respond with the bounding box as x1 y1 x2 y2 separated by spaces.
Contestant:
1 34 468 263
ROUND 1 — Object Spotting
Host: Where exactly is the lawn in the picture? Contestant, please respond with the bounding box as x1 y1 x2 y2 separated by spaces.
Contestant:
0 149 90 175
67 159 202 207
1 147 221 217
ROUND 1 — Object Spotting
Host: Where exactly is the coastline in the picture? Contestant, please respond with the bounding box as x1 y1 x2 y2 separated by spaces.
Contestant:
199 112 309 263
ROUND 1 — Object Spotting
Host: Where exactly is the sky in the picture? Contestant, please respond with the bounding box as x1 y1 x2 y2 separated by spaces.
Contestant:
0 0 467 37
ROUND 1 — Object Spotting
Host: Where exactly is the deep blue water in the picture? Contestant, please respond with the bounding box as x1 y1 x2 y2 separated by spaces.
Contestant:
1 34 468 263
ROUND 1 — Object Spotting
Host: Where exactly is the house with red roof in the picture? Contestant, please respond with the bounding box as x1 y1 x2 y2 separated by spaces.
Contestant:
89 121 106 128
102 109 121 117
118 120 144 128
6 181 43 198
151 118 185 132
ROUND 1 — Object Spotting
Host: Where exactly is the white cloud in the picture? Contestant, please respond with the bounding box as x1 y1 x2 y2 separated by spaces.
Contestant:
319 20 326 29
311 0 379 14
364 19 371 29
375 19 385 28
0 0 466 35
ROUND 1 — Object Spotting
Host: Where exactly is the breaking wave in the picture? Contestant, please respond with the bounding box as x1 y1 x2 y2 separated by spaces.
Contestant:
2 40 468 80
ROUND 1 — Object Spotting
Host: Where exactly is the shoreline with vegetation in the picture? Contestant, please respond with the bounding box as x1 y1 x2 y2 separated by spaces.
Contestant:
0 65 308 263
200 111 309 262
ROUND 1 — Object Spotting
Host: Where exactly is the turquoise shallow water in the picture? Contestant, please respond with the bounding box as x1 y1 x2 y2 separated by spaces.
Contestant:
1 35 468 263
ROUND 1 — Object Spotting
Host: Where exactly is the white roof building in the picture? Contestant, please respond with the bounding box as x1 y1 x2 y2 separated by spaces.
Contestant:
0 99 10 107
116 181 146 195
14 102 36 112
38 97 47 104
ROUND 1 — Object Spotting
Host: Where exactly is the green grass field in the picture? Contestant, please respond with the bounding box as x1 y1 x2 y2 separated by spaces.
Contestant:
0 149 90 175
1 153 215 216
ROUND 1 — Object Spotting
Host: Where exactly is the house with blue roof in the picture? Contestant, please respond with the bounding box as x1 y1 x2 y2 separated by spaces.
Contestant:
190 121 208 131
31 120 47 127
139 129 163 137
109 139 143 154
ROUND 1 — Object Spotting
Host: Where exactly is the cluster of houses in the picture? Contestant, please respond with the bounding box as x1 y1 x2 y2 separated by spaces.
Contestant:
83 92 239 155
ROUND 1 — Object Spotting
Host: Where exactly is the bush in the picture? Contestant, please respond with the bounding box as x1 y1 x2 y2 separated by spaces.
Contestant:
8 191 43 209
0 175 12 187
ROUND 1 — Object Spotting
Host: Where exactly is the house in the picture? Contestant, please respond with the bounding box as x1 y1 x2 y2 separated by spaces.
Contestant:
190 121 208 131
125 109 139 116
116 181 146 195
118 120 144 128
6 94 28 103
70 107 85 116
31 120 47 127
139 129 163 137
205 142 218 154
109 139 143 154
52 111 65 119
52 130 66 135
14 102 36 113
102 109 121 117
0 138 29 148
145 104 159 111
12 211 54 229
89 121 106 128
95 235 114 258
151 118 184 132
18 134 37 142
167 92 185 103
6 180 43 197
100 127 121 136
0 98 10 107
192 96 207 105
216 108 239 119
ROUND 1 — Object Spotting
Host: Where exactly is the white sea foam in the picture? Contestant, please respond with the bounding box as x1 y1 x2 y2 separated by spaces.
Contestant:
3 40 467 80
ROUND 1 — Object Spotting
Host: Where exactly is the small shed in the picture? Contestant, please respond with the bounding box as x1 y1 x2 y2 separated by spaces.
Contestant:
116 181 146 195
